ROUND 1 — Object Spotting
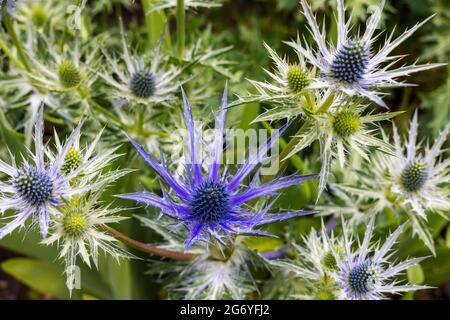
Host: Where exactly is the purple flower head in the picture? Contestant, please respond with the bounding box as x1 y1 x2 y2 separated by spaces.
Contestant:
117 85 318 250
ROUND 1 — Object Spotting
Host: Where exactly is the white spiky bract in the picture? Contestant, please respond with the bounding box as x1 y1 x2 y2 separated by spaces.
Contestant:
0 107 129 240
282 91 400 198
289 0 444 108
174 246 257 300
42 191 132 295
97 23 186 107
375 112 449 253
271 218 429 300
230 42 315 122
335 217 429 300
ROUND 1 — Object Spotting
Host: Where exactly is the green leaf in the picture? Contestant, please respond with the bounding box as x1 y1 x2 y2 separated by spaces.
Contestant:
0 228 113 299
141 0 172 52
1 258 72 300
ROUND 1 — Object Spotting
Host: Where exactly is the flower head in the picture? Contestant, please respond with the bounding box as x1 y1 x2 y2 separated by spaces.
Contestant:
98 25 186 107
283 93 398 197
0 107 124 240
117 85 317 250
43 191 132 295
335 217 428 300
0 107 84 239
230 42 315 122
289 0 444 107
270 222 344 299
362 111 450 253
171 246 258 299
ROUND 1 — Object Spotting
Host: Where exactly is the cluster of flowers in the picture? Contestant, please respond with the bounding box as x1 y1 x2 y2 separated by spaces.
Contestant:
0 0 448 300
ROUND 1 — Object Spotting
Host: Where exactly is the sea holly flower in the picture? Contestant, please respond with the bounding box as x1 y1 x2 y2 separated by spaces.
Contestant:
42 191 132 295
0 107 87 239
271 222 344 300
98 25 187 107
332 112 449 253
289 0 444 107
24 33 99 98
360 111 449 253
230 42 315 122
334 217 429 300
13 0 66 29
49 127 125 186
117 86 317 250
171 246 258 299
282 94 399 197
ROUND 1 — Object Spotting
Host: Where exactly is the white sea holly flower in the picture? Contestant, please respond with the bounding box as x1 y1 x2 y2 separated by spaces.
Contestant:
336 112 449 253
48 127 125 186
271 222 344 299
283 93 399 197
335 217 429 300
98 24 187 107
14 0 66 29
0 107 88 239
173 246 257 300
230 42 315 121
289 0 444 108
42 192 132 295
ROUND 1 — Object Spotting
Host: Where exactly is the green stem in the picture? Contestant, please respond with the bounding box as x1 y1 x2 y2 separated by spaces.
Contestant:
103 226 195 261
141 0 170 51
315 93 335 114
176 0 185 59
0 37 24 70
88 98 129 129
3 15 31 71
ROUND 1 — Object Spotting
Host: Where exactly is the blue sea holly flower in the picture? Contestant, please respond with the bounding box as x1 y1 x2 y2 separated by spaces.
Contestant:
335 217 429 300
288 0 445 108
0 107 97 239
117 86 317 250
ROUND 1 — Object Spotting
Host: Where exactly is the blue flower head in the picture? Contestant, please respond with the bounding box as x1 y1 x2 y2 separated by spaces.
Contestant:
117 85 317 250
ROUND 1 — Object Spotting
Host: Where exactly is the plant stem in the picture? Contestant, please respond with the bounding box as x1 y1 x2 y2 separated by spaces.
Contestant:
88 98 129 129
176 0 185 59
141 0 170 51
3 15 31 71
0 37 25 70
103 225 195 261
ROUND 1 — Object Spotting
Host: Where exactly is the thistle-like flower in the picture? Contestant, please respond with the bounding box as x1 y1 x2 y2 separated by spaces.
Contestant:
362 111 450 253
117 86 317 250
0 107 80 239
334 217 428 300
230 42 315 121
14 0 66 29
24 33 99 98
271 223 344 299
0 107 118 239
98 25 186 107
172 246 258 299
289 0 444 107
283 93 399 197
49 127 124 186
42 192 132 295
